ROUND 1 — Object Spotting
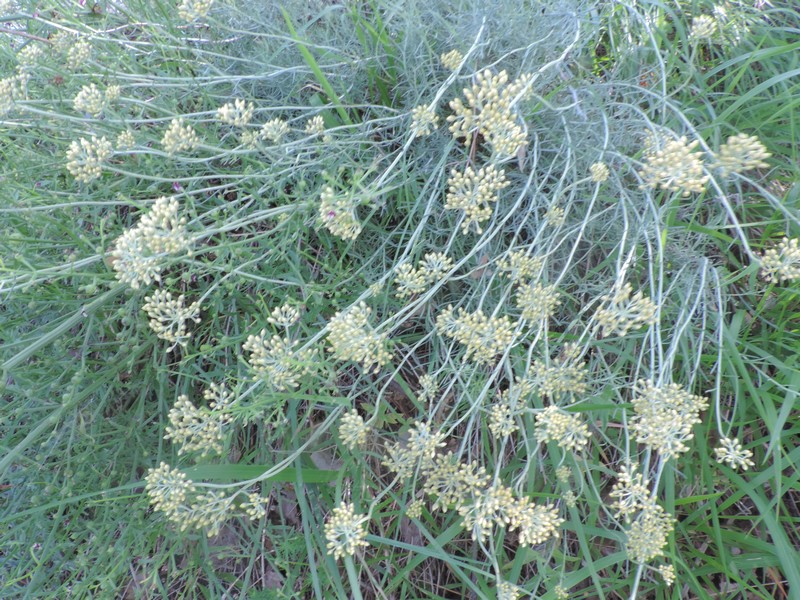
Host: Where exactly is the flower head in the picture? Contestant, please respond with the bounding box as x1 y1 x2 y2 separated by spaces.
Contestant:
445 164 510 234
324 503 370 560
639 135 709 196
714 436 755 470
142 290 201 349
714 133 770 175
410 104 440 137
760 237 800 283
327 301 393 372
625 503 674 563
631 380 708 460
162 118 200 155
339 409 370 450
435 306 515 364
448 69 532 157
217 98 254 127
66 136 112 184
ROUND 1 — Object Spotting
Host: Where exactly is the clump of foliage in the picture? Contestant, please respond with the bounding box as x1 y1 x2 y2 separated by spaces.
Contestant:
2 0 799 598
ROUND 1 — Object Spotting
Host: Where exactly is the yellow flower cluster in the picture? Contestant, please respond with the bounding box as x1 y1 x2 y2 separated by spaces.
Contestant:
488 398 519 438
422 452 490 511
383 422 446 481
116 130 136 150
73 83 117 117
324 503 370 560
338 409 370 450
590 161 610 183
137 196 191 253
593 282 658 337
242 332 315 390
458 482 563 546
631 380 708 460
530 358 588 398
534 405 590 452
164 392 231 456
66 39 91 70
639 135 709 196
0 72 28 116
260 118 289 143
327 301 393 372
760 237 800 283
714 436 755 470
394 252 453 298
66 135 113 183
445 164 510 234
410 104 440 137
448 69 532 157
439 49 463 71
609 464 652 521
497 250 544 282
625 503 674 563
162 117 200 155
515 281 560 322
435 305 515 364
319 184 363 240
267 303 300 328
178 0 215 21
111 197 191 289
305 115 325 137
142 290 201 349
217 98 255 127
145 463 197 521
714 133 770 175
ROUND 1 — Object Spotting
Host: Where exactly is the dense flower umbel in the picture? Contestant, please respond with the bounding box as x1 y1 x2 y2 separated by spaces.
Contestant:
714 436 755 470
458 482 563 546
593 282 658 337
714 133 771 175
217 98 255 127
0 72 28 116
242 332 315 390
327 301 393 372
410 104 440 137
319 185 362 240
383 422 446 481
448 69 532 157
609 464 652 521
445 164 509 234
440 49 463 71
73 83 117 117
534 406 590 452
260 118 289 143
164 390 231 456
162 118 200 155
66 136 113 183
66 39 91 70
497 250 544 282
590 161 610 183
142 290 201 349
338 409 370 450
422 452 490 512
625 503 675 563
145 463 196 519
178 0 214 20
395 252 453 298
324 503 370 560
760 237 800 283
111 197 191 289
515 282 560 322
436 305 515 364
631 380 708 460
639 135 709 196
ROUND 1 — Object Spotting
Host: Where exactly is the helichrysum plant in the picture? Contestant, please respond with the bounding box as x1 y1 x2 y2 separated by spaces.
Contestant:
3 1 797 598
